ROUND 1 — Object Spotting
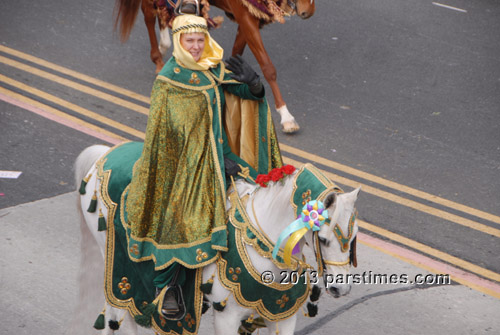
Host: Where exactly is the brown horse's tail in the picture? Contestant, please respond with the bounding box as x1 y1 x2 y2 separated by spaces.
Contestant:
114 0 142 42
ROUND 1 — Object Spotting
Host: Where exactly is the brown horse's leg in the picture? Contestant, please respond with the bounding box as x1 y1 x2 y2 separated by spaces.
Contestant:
225 1 299 133
142 0 164 73
232 26 247 56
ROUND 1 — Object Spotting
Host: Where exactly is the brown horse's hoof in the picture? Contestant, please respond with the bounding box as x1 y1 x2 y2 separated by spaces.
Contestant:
155 62 165 74
282 121 300 134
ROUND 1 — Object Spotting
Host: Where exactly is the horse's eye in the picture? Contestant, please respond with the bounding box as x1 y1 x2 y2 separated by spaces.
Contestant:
318 236 329 247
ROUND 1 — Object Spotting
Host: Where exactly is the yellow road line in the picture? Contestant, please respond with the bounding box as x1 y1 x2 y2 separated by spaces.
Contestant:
0 55 150 115
3 59 496 238
283 156 500 238
0 87 127 143
4 84 499 292
2 45 499 227
0 45 150 104
0 45 500 228
359 220 500 283
280 143 500 226
0 74 145 140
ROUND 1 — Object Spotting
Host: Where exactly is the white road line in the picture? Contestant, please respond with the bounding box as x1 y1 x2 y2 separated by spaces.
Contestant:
432 2 468 13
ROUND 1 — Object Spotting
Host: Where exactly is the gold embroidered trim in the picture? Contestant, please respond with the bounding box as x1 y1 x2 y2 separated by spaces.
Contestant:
119 184 221 271
289 163 343 216
217 255 310 321
203 89 228 205
229 192 305 279
157 74 215 91
97 143 204 334
96 142 143 315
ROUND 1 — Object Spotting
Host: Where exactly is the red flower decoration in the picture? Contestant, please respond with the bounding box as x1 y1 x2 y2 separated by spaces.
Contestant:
270 168 284 182
282 164 296 175
255 165 295 187
255 174 271 187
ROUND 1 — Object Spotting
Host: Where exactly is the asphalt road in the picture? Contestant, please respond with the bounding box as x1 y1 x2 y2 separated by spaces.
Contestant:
1 0 499 323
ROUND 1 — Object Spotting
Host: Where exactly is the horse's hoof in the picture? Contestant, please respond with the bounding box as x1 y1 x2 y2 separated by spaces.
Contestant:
281 121 300 134
155 63 164 74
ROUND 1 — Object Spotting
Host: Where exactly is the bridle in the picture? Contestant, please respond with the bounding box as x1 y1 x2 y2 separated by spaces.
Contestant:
250 194 356 274
314 210 357 277
287 0 315 13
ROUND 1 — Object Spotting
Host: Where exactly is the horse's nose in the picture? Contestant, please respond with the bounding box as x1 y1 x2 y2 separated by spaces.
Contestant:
299 11 312 19
328 284 352 298
329 286 341 298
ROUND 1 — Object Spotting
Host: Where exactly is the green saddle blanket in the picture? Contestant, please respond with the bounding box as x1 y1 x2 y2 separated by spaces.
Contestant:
96 142 203 334
91 142 340 331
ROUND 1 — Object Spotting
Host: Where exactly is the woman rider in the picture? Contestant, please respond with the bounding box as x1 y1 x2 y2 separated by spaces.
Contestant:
124 13 282 319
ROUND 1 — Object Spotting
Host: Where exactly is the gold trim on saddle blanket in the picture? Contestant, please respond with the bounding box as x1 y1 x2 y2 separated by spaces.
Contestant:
95 142 204 335
289 163 344 218
216 191 311 321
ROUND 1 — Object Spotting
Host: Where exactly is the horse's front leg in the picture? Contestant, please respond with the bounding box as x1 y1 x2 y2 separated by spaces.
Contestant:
141 0 165 73
229 6 300 133
264 314 298 335
114 310 138 335
213 297 252 335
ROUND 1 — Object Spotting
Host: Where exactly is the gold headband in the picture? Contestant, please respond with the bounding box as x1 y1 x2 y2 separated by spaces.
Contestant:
172 23 208 35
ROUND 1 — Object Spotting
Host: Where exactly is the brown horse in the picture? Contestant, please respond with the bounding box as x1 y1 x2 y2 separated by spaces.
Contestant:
113 0 315 133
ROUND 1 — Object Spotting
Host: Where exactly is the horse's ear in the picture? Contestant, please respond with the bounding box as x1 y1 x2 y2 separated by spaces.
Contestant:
350 187 362 200
324 192 337 209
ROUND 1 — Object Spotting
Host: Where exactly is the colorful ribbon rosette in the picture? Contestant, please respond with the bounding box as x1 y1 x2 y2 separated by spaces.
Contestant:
272 200 328 266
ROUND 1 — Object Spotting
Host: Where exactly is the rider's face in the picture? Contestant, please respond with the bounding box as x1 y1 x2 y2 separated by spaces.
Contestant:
180 33 205 62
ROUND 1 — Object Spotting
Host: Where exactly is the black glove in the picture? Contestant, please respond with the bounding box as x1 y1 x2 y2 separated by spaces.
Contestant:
226 56 264 97
226 55 260 86
224 157 242 178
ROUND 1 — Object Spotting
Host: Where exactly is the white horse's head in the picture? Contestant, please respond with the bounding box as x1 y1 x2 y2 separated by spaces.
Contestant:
317 187 361 297
244 164 360 300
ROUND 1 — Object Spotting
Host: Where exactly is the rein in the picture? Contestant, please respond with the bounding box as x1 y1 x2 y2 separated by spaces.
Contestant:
248 188 356 276
315 210 357 275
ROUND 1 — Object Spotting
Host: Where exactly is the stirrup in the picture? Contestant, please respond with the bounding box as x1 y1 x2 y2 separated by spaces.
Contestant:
174 0 200 16
160 285 186 321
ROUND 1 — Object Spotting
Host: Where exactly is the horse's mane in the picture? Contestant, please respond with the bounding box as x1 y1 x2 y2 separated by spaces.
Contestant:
232 171 297 221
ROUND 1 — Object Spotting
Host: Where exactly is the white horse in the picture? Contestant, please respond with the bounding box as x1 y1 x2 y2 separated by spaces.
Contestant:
70 144 360 335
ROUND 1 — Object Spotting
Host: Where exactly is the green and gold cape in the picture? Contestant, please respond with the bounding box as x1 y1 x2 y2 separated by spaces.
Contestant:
125 57 282 271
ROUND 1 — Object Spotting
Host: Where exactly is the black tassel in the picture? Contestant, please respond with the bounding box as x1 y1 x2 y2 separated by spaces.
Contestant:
87 191 98 213
108 320 120 330
241 320 253 329
202 301 210 314
134 302 156 328
79 174 91 195
98 209 107 231
238 326 253 335
306 302 318 317
93 312 105 330
212 299 227 312
200 276 214 294
310 285 321 302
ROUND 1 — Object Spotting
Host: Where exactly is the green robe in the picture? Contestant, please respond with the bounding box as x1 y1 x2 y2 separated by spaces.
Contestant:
125 57 282 271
